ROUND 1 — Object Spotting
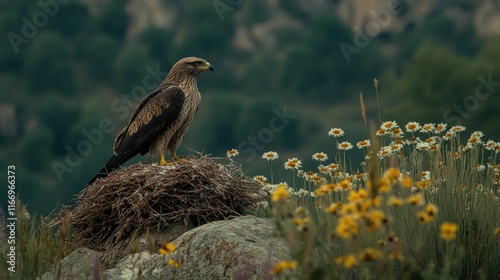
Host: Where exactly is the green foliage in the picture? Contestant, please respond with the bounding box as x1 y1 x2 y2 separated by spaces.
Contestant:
195 96 243 152
35 93 81 155
475 37 500 76
83 33 120 79
0 201 73 279
281 45 316 94
278 0 309 21
46 2 90 39
243 56 281 93
138 27 173 63
180 1 236 65
113 44 153 93
24 31 75 95
281 15 383 102
99 0 130 41
19 126 53 172
237 101 302 150
384 39 500 139
396 13 479 60
0 14 25 72
244 0 271 24
400 42 473 106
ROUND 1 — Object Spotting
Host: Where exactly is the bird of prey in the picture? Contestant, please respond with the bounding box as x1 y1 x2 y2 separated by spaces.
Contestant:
88 57 213 185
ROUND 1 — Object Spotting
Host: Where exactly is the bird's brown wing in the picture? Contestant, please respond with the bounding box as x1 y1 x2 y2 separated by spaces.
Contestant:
87 84 185 185
113 84 185 158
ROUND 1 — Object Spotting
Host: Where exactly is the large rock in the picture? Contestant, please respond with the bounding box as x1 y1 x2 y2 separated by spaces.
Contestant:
40 248 103 280
42 216 290 280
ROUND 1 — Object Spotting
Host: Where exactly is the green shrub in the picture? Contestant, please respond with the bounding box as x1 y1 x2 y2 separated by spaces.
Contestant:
24 31 75 95
19 126 53 172
0 200 73 279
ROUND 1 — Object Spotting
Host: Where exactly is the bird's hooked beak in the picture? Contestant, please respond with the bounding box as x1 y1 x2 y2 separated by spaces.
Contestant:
199 61 214 73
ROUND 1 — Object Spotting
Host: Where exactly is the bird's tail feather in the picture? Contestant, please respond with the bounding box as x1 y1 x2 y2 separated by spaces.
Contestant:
87 153 130 186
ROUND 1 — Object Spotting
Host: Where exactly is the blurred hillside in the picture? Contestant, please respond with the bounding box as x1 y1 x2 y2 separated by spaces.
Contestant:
1 0 499 215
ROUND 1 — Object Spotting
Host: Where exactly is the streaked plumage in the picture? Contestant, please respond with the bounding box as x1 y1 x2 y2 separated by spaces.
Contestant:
88 57 213 185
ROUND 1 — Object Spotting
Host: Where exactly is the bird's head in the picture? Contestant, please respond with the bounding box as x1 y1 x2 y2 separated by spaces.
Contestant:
172 57 214 76
164 57 214 86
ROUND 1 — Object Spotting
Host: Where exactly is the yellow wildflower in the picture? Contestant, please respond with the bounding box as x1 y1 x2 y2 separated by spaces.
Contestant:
416 180 429 190
388 196 404 207
440 222 459 241
341 203 356 215
417 211 432 225
349 189 366 202
335 256 345 265
168 259 181 268
270 260 298 275
313 186 327 196
384 167 400 184
271 184 289 202
359 247 381 261
366 210 386 231
389 251 404 260
425 203 438 217
348 189 367 202
407 194 424 206
293 217 310 232
344 254 357 268
336 216 358 239
494 228 500 237
355 200 372 214
323 183 337 192
339 179 352 190
325 202 342 215
295 206 307 215
401 176 412 188
158 242 177 255
387 231 399 243
378 177 391 193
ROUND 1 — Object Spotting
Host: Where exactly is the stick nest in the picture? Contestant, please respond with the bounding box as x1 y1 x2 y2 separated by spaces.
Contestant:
51 155 260 250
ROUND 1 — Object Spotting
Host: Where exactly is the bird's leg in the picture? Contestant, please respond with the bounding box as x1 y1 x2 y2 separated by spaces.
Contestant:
170 149 188 162
159 152 168 166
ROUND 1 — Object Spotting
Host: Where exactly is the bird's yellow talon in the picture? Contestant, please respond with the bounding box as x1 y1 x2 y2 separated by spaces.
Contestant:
170 151 187 162
160 153 168 166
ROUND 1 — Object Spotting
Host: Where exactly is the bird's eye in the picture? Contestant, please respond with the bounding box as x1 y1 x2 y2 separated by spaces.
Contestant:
195 61 204 67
